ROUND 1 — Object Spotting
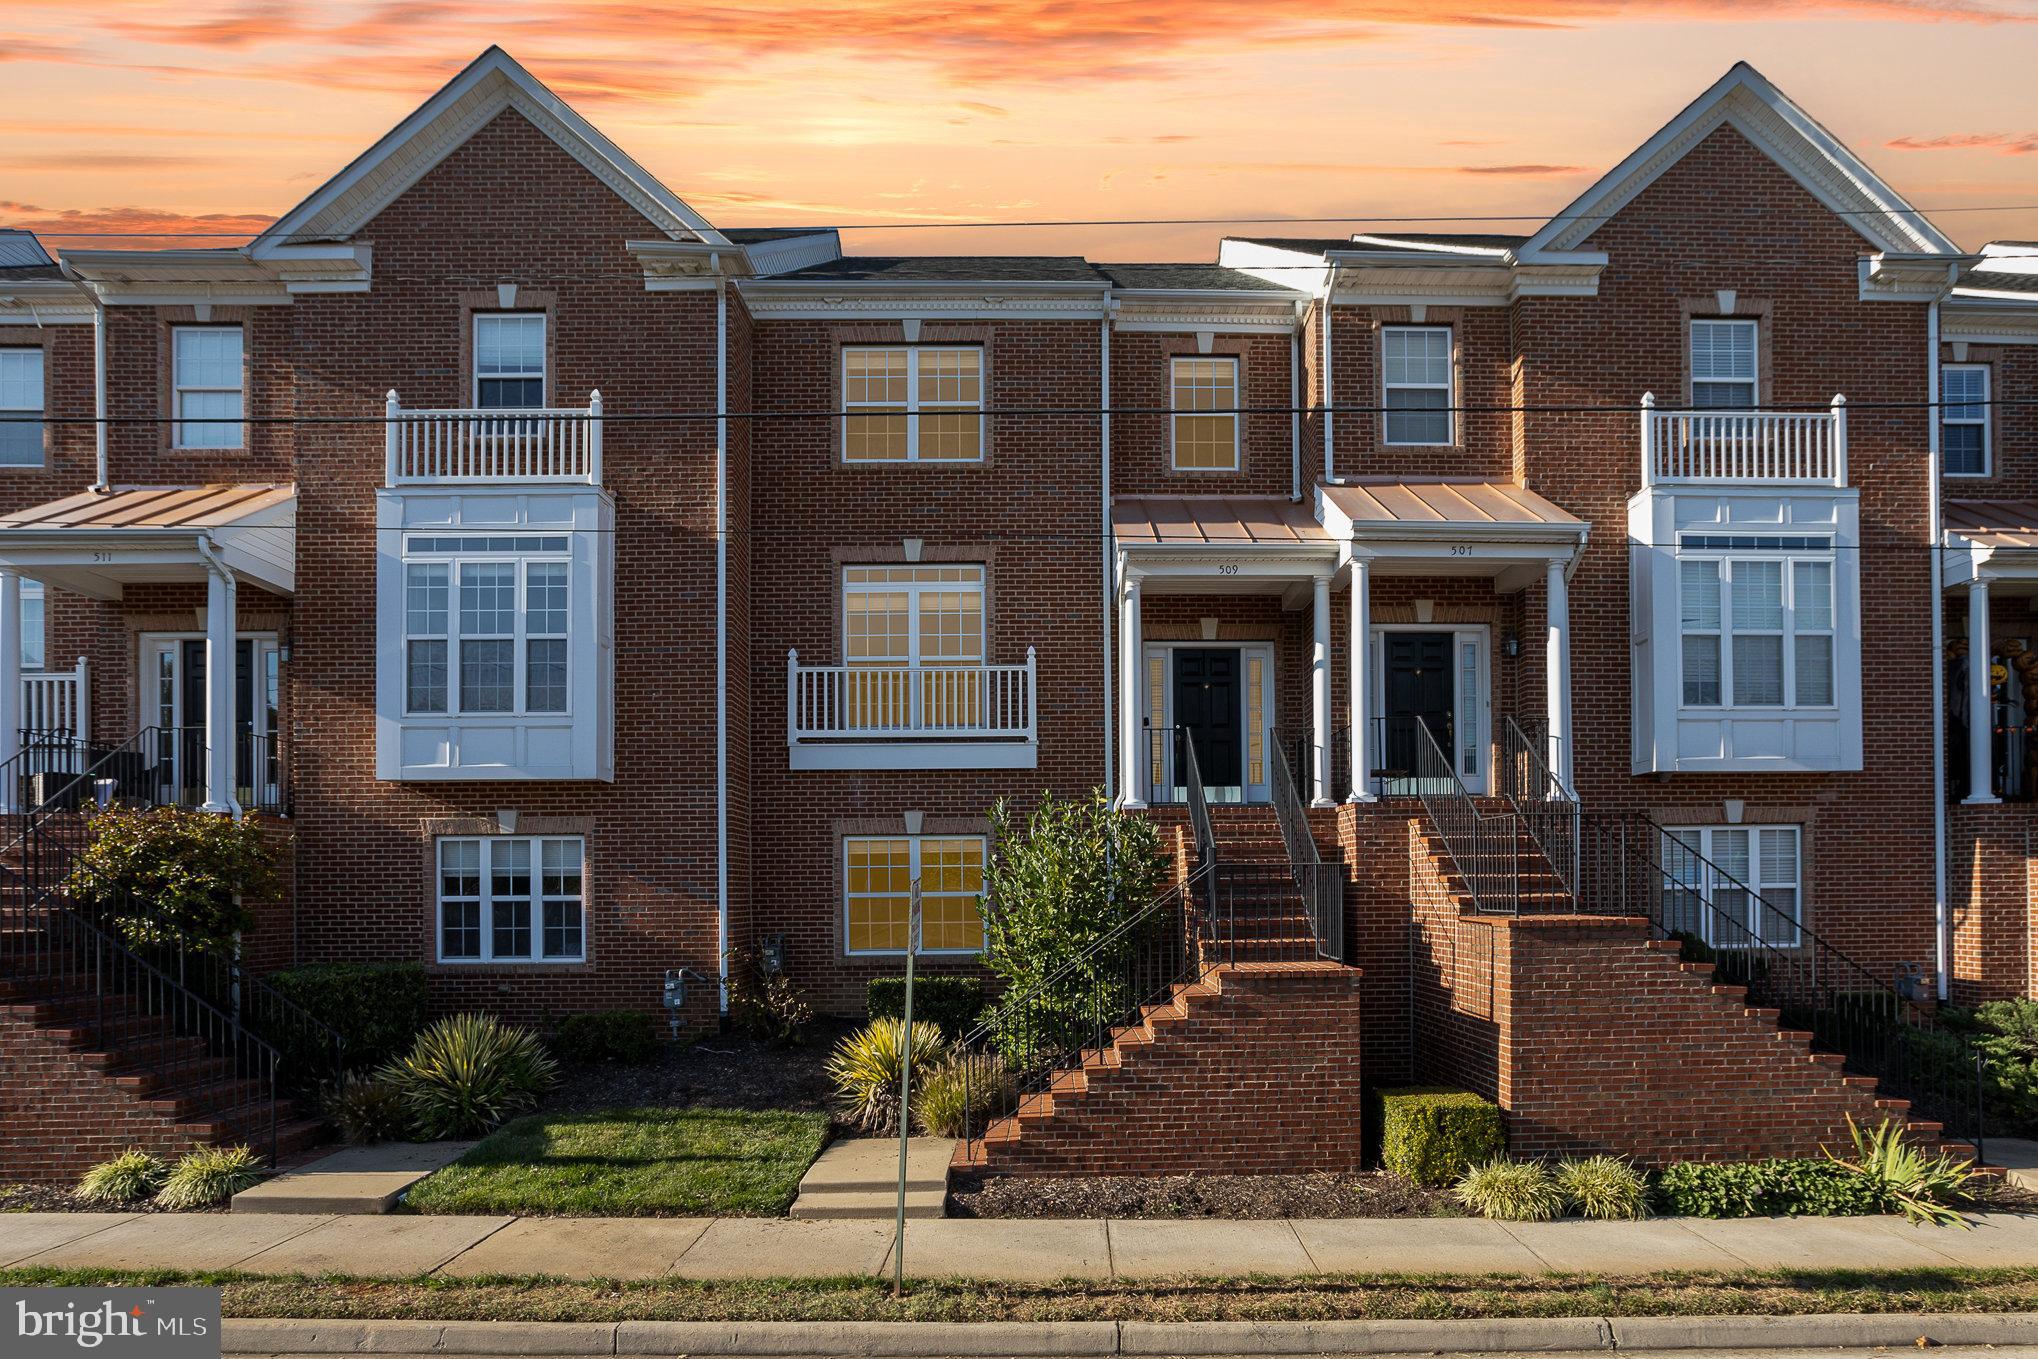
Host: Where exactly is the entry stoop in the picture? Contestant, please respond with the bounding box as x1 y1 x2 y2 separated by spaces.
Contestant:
789 1136 955 1218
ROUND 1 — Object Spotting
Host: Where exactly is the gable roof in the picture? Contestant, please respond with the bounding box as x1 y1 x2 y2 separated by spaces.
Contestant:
250 47 726 259
1518 63 1960 262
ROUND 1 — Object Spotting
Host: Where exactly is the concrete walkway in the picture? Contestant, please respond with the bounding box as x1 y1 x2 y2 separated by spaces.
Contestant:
6 1210 2038 1281
231 1141 475 1215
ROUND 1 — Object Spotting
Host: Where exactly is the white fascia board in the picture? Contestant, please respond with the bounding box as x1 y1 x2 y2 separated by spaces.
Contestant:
1348 234 1512 259
1215 240 1332 293
1942 300 2038 344
0 281 94 324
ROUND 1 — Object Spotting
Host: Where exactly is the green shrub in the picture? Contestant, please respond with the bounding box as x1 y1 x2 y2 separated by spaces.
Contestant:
1655 1158 1884 1218
1554 1155 1650 1221
552 1010 660 1066
325 1073 411 1145
1377 1087 1506 1188
826 1018 949 1134
66 806 283 956
265 962 429 1075
77 1149 168 1204
728 946 814 1046
377 1013 560 1140
1826 1116 1979 1228
868 975 986 1037
156 1145 264 1210
1454 1157 1564 1222
914 1052 1013 1138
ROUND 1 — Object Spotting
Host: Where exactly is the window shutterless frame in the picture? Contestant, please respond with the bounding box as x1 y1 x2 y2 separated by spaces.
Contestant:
1676 545 1836 711
401 536 572 718
1942 363 1990 478
842 833 987 956
171 325 245 450
1170 355 1240 471
1689 318 1759 409
1380 325 1453 446
473 313 547 410
437 834 586 964
1660 824 1802 948
0 347 45 467
840 345 984 462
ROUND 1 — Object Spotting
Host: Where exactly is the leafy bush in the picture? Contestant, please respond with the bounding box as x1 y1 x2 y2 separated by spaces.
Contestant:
552 1010 660 1066
826 1018 949 1134
156 1145 264 1210
868 975 986 1038
1377 1087 1506 1188
1826 1116 1979 1228
1939 1000 2038 1138
77 1149 168 1204
1454 1157 1564 1222
325 1073 412 1145
66 807 285 957
1554 1155 1650 1221
914 1052 1013 1138
728 945 814 1046
1655 1158 1884 1218
265 962 429 1075
377 1013 560 1140
979 792 1165 1061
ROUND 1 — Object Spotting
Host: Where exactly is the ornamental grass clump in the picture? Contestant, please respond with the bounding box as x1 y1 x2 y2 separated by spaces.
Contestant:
1825 1115 1980 1229
1453 1156 1564 1222
325 1072 412 1145
156 1145 264 1210
914 1051 1014 1138
826 1018 948 1134
76 1149 168 1204
378 1013 560 1140
1554 1154 1651 1220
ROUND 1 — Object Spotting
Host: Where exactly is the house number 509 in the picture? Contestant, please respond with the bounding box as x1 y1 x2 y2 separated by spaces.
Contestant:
1215 564 1238 575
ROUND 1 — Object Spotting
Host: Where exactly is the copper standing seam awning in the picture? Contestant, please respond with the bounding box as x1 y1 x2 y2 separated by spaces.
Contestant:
1945 499 2038 552
0 484 297 598
1318 479 1584 529
1111 495 1331 546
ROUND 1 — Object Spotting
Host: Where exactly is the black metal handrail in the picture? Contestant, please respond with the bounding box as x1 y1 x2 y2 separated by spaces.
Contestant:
1277 724 1353 806
1180 727 1219 878
1269 730 1343 960
1500 716 1580 901
1410 716 1525 915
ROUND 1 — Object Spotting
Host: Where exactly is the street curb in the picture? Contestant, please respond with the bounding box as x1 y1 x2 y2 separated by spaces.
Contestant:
220 1312 2038 1355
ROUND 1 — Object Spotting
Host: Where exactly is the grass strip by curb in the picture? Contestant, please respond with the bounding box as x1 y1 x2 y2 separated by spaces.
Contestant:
4 1266 2037 1324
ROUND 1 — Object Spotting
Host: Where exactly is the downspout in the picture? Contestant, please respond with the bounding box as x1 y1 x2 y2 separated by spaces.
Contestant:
1100 301 1115 802
58 261 108 493
1288 308 1302 502
715 267 731 1021
1928 291 1949 1001
1321 264 1340 485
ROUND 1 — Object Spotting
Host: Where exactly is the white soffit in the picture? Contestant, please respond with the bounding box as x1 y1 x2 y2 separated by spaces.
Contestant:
1519 63 1960 262
250 47 729 259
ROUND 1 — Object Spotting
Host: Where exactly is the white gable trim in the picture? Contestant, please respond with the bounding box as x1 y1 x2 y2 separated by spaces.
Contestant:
1520 64 1959 262
251 47 727 258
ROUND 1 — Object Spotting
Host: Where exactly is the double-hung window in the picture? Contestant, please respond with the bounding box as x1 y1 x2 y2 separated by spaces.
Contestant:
1677 538 1834 709
1690 319 1757 408
172 326 244 449
843 564 985 729
1382 325 1452 445
474 314 546 409
1942 364 1990 477
403 535 572 717
844 834 985 954
438 834 585 963
0 348 45 467
1660 824 1801 947
842 346 983 461
1171 356 1239 470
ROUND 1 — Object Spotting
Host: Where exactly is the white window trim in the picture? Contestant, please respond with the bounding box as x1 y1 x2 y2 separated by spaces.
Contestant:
473 312 547 409
1661 823 1802 949
840 345 985 463
841 564 986 668
1942 362 1991 478
1676 548 1836 712
1169 355 1240 471
172 325 246 451
403 537 572 719
1689 317 1759 409
1366 623 1491 795
842 833 988 957
1139 639 1278 803
1381 324 1454 447
19 579 44 671
0 347 46 468
436 834 587 964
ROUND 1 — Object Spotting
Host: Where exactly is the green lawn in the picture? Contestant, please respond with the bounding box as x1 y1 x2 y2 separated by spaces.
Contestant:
402 1107 830 1218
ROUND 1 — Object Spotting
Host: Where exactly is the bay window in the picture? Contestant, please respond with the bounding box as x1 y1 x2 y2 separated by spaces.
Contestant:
438 834 585 963
1690 319 1757 408
1382 325 1452 445
1677 540 1833 709
844 834 985 954
0 348 44 467
842 345 983 462
404 535 571 717
1660 824 1801 947
173 326 244 449
1171 356 1239 470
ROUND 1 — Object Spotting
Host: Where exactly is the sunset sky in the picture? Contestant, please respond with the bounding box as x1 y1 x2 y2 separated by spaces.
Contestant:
5 1 2038 261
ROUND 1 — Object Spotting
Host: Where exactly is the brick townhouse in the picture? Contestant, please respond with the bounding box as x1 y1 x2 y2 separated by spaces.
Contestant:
2 49 2035 1174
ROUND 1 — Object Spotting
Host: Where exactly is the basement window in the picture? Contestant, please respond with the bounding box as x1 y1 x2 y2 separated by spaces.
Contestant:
1659 824 1801 948
844 834 985 955
438 834 585 963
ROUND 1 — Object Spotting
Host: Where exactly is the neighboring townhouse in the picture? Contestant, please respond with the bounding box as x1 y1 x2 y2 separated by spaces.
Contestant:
0 51 2023 1174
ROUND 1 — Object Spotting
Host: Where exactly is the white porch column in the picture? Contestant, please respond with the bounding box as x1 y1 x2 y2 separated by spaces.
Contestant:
0 572 20 815
1310 573 1333 806
1966 579 2000 805
1545 559 1572 788
1348 556 1372 801
1118 573 1145 809
203 563 241 816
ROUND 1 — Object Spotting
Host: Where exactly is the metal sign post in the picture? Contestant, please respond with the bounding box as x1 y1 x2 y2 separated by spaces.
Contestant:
892 878 921 1296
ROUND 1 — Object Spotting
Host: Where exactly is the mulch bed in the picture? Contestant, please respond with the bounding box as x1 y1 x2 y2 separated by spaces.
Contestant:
0 1183 226 1215
544 1020 854 1118
947 1170 1460 1219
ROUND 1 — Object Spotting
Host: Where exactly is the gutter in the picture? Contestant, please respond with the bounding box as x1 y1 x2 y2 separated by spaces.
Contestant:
56 261 109 493
1928 290 1950 1001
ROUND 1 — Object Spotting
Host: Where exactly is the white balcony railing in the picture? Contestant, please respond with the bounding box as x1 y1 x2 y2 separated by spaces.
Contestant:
1640 393 1847 489
384 390 602 486
22 656 88 742
788 649 1037 745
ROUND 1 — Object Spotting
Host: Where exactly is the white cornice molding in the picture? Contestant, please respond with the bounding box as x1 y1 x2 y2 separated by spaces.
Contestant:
740 282 1110 321
1942 299 2038 344
1112 298 1298 333
1325 261 1602 306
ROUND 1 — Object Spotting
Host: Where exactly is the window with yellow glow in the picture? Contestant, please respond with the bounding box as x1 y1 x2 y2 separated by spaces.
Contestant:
1171 356 1239 471
843 346 983 461
843 565 985 728
844 835 986 954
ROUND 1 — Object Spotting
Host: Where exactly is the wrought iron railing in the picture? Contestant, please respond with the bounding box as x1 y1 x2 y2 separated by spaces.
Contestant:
1410 716 1526 915
1278 724 1351 805
1269 731 1343 960
1500 716 1579 901
1181 727 1219 882
239 731 288 817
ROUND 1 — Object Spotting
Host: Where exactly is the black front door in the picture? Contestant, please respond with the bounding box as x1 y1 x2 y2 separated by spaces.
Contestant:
1173 647 1242 789
1382 632 1454 784
178 639 257 796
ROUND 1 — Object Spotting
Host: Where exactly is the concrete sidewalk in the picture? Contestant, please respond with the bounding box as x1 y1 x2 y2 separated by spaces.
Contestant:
6 1209 2038 1281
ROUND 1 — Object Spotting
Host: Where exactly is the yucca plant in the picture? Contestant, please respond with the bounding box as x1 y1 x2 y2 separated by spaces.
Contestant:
1825 1115 1978 1229
376 1013 560 1140
1554 1155 1651 1221
76 1148 168 1204
914 1051 1014 1138
826 1018 949 1133
156 1145 264 1210
1454 1156 1565 1222
325 1072 412 1145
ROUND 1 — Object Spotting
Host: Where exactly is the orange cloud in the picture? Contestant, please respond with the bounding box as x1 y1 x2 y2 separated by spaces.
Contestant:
0 200 278 251
1887 131 2038 153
